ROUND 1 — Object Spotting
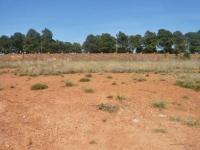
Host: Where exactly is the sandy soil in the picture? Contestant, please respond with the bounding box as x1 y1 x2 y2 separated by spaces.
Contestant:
0 71 200 150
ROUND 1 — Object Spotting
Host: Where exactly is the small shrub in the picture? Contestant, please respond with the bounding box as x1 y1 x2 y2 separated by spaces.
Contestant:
107 76 113 79
83 88 94 93
31 83 48 90
112 82 117 85
133 76 146 82
10 86 15 89
116 95 127 101
153 128 166 133
176 80 200 91
85 74 92 78
183 51 191 59
97 103 119 113
182 95 189 100
152 101 166 110
89 140 97 144
107 95 113 99
79 78 90 82
65 80 75 87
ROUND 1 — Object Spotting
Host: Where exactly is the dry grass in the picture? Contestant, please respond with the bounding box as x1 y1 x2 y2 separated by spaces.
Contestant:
31 83 48 90
65 80 76 87
0 59 199 76
176 73 200 91
170 116 199 127
152 100 167 110
97 103 119 113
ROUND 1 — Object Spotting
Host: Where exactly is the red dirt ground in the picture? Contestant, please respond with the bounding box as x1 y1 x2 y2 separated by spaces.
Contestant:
0 71 200 150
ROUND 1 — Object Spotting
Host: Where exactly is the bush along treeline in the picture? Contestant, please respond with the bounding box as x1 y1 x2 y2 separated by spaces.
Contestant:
0 28 200 54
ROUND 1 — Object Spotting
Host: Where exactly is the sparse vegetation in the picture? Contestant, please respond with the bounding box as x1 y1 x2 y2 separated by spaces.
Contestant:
133 76 147 82
85 74 92 78
107 95 113 99
79 78 90 82
152 100 166 110
83 88 94 93
107 76 113 79
170 116 199 127
153 128 166 133
65 80 75 87
176 80 200 91
1 59 199 76
97 103 119 113
176 73 200 91
182 95 189 99
31 83 48 90
116 95 127 101
112 82 117 85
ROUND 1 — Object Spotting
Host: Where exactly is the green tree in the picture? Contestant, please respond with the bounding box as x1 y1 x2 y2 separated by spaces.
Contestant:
72 42 82 53
143 31 157 53
64 42 73 53
83 34 100 53
41 28 53 53
116 32 128 53
0 35 11 54
173 31 187 55
129 34 143 53
10 32 25 53
157 29 173 53
185 31 200 53
24 29 41 53
99 33 116 53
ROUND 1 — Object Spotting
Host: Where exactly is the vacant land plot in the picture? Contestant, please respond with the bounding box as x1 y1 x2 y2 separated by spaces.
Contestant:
0 54 200 150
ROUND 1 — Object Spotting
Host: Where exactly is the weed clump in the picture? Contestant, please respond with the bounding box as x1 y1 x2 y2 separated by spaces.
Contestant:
116 95 127 101
152 100 166 110
170 116 199 127
31 83 48 90
97 103 119 113
83 88 94 93
65 80 75 87
80 78 90 82
153 128 166 133
176 80 200 91
85 74 92 78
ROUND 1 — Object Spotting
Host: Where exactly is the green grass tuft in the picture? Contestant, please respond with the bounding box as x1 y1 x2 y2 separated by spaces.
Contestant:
152 100 166 110
31 83 48 90
176 80 200 91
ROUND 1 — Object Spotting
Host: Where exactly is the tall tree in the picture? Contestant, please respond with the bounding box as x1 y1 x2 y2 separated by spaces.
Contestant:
41 28 53 53
157 29 173 53
64 42 73 53
72 42 82 53
173 31 187 54
10 32 25 53
24 29 41 53
129 34 143 53
0 35 11 54
116 32 128 53
185 31 200 53
99 33 116 53
143 31 157 53
83 34 100 53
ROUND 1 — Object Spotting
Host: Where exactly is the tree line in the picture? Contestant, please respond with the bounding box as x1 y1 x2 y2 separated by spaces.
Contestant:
0 28 200 54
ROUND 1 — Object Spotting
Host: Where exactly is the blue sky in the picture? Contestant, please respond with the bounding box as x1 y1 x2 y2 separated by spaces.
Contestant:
0 0 199 43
